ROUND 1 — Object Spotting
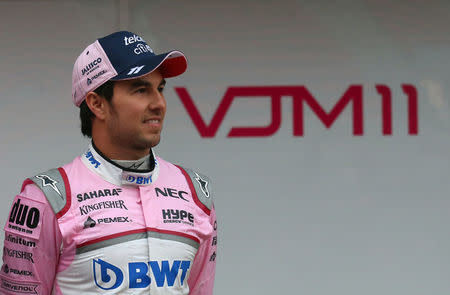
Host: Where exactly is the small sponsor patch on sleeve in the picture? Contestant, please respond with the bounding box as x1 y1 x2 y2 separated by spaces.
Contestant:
4 196 46 240
0 274 40 294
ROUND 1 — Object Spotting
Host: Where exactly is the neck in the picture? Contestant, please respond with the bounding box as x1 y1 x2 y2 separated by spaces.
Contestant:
81 142 159 186
91 141 156 172
113 154 151 171
91 137 150 160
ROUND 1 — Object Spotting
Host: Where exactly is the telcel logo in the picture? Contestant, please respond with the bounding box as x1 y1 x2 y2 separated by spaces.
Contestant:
93 259 191 290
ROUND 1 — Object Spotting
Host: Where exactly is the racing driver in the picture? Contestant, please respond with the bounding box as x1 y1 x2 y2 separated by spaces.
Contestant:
0 31 217 295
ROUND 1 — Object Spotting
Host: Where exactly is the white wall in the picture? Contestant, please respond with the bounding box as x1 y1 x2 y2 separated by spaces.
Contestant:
1 0 449 294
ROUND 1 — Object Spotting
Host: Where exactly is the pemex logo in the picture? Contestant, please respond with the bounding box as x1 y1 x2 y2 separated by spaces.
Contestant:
93 259 124 290
84 216 96 229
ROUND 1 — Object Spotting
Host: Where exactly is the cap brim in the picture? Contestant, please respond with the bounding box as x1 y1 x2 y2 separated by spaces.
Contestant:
111 50 187 81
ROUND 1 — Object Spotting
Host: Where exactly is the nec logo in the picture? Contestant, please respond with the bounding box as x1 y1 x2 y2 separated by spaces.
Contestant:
155 187 189 202
175 85 418 137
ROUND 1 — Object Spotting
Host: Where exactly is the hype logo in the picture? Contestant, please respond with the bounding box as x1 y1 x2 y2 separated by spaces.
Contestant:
93 259 124 290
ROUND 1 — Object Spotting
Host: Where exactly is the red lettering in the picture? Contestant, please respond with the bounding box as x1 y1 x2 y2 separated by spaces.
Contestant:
376 85 392 135
292 85 363 136
175 87 234 137
175 85 417 137
227 87 282 137
402 84 418 135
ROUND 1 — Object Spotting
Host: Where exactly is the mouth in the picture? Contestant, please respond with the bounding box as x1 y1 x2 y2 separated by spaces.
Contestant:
143 118 162 128
144 119 160 123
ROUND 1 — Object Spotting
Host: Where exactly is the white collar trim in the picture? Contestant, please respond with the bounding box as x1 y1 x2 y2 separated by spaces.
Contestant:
80 143 159 187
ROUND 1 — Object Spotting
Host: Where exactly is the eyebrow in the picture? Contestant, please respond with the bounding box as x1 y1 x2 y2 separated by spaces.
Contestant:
129 78 166 89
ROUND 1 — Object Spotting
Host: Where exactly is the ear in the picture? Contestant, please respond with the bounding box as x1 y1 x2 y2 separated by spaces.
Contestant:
85 92 108 120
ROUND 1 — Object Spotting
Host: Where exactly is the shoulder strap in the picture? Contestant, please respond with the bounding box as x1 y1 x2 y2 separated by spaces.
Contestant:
177 166 213 213
29 168 69 215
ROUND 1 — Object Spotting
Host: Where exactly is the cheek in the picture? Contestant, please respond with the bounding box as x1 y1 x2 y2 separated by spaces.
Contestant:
161 99 167 117
107 106 140 130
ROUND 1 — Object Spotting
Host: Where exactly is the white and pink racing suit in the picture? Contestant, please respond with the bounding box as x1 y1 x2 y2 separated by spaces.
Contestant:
1 143 217 295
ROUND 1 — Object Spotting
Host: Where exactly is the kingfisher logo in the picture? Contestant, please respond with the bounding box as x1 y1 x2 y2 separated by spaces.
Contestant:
79 200 128 215
93 259 191 290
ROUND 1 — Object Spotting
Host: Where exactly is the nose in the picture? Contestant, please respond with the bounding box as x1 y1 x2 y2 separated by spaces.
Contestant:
148 90 166 111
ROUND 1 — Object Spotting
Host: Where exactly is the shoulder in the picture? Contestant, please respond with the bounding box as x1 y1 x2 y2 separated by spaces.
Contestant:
25 161 75 217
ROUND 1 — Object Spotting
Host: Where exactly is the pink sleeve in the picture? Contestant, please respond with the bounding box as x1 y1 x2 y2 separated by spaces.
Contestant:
1 182 62 295
188 205 217 295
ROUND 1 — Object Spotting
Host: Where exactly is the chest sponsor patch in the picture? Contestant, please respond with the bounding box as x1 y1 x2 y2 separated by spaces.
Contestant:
93 258 191 290
79 200 128 216
77 188 122 202
162 209 194 226
4 196 45 240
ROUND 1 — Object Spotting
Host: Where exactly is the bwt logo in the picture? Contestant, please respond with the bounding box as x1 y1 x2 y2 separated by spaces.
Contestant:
175 85 418 137
85 150 101 168
93 259 191 290
125 175 152 185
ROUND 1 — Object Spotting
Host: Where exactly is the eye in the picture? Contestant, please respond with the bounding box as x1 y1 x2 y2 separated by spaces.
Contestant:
158 85 165 93
135 87 147 94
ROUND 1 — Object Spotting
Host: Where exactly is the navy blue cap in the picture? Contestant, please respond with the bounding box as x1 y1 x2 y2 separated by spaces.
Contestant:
98 31 187 80
72 31 187 106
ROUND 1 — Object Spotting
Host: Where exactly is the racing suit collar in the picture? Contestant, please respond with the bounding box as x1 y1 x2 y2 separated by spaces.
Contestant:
80 142 159 187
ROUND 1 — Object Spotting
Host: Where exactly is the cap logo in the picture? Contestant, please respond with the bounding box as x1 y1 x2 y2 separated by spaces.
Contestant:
123 34 145 46
122 34 153 55
81 57 102 76
134 43 153 55
87 70 107 85
127 65 145 75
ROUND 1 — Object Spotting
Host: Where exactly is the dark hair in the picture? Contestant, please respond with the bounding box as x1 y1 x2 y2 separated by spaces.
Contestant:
79 80 115 137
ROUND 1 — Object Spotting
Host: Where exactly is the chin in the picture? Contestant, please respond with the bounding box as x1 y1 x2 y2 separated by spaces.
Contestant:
148 136 161 148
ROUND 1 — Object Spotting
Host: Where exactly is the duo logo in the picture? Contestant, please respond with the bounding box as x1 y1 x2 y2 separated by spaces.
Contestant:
93 259 191 290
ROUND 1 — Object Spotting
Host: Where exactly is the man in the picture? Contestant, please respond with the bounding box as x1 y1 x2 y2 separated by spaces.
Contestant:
1 31 217 295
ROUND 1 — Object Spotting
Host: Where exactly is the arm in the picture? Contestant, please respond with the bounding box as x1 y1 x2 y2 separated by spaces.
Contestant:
188 204 217 295
1 182 62 295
